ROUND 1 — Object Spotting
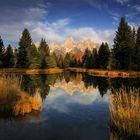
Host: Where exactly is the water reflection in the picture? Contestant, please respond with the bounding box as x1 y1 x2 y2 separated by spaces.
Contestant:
19 72 140 100
0 72 140 140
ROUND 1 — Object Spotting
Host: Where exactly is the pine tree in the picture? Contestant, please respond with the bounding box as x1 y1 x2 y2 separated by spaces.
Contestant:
19 29 32 49
4 45 14 68
28 44 40 69
13 48 18 67
113 17 135 70
82 48 91 68
98 42 110 69
16 29 32 68
46 54 57 68
91 48 98 68
16 44 28 68
132 27 136 42
0 36 5 67
38 39 50 68
135 27 140 70
108 49 116 70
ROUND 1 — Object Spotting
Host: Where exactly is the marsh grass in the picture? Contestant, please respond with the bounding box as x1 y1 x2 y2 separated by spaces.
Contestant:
0 75 42 116
110 88 140 137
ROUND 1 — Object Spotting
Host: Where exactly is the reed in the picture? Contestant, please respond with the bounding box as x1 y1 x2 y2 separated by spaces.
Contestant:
0 75 42 116
109 88 140 137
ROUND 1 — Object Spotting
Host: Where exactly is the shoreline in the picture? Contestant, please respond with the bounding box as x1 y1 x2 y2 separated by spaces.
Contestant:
0 68 63 75
0 67 140 77
67 68 140 78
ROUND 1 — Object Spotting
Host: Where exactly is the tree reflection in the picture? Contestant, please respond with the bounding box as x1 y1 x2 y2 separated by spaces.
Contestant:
20 73 140 100
20 74 61 101
83 74 110 96
110 77 140 91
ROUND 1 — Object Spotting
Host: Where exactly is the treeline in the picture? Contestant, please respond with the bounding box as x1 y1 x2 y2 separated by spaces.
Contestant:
58 17 140 70
79 17 140 70
0 29 57 69
0 17 140 70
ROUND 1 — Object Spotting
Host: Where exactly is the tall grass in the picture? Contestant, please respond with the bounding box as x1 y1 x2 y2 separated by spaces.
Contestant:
13 93 42 116
0 75 42 116
109 88 140 137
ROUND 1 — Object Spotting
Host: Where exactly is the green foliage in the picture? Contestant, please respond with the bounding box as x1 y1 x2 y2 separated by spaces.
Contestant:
1 23 140 71
16 45 28 68
0 36 5 67
98 42 110 69
82 48 92 68
4 45 14 68
108 50 116 70
17 29 32 68
91 48 98 68
82 44 110 69
113 17 135 70
28 44 41 69
46 54 57 68
38 38 50 68
134 27 140 70
19 29 32 49
13 48 18 67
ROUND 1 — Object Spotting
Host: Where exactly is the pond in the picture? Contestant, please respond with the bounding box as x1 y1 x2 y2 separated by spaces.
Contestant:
0 71 140 140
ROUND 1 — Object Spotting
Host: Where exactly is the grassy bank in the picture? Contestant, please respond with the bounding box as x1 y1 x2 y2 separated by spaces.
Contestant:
67 68 140 78
109 88 140 138
0 68 140 77
0 75 42 116
0 68 63 75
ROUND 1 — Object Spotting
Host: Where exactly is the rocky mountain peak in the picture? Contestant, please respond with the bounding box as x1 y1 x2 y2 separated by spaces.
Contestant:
49 38 99 55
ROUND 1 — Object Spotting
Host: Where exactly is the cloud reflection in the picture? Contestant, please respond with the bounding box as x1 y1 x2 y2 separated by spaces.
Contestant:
44 82 109 113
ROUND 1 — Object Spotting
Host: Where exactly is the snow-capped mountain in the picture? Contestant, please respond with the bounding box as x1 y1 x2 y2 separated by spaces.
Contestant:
49 37 99 55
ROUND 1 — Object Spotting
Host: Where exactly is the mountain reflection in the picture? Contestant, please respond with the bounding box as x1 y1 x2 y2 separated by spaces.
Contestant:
20 72 140 101
1 72 139 117
0 72 140 140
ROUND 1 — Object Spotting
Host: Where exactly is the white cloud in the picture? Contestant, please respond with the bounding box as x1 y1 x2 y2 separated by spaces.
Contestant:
65 27 115 46
30 21 66 43
44 87 109 113
0 5 114 47
115 0 130 5
133 5 140 12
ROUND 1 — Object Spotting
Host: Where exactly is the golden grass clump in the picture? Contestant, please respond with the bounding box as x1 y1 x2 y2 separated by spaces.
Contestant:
13 93 42 116
0 75 42 116
110 88 140 137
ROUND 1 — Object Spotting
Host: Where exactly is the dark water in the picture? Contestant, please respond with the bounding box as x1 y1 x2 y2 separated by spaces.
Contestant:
0 71 140 140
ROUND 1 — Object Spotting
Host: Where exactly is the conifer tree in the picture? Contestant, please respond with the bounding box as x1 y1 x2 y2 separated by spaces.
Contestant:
19 29 32 49
108 49 116 70
46 53 57 68
0 36 5 67
98 42 110 69
13 48 18 67
4 45 14 68
91 48 98 68
16 29 32 68
38 38 50 68
113 17 135 70
82 48 91 68
135 27 140 70
16 44 28 68
28 44 40 69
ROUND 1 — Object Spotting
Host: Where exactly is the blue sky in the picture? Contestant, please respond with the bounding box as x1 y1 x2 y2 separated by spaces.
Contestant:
0 0 140 47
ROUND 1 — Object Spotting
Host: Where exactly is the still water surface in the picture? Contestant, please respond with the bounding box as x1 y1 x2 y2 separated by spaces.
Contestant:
0 72 140 140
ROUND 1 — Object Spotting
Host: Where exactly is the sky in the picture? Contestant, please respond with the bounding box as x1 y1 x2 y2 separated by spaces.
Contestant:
0 0 140 47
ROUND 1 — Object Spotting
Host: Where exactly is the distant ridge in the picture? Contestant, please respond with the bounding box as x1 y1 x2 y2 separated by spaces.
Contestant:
49 37 100 55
